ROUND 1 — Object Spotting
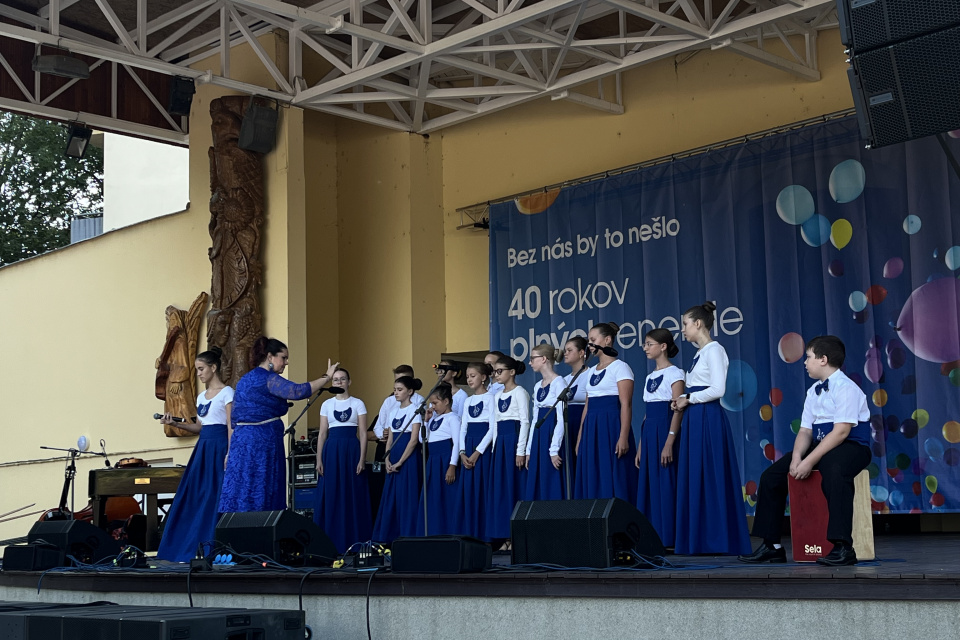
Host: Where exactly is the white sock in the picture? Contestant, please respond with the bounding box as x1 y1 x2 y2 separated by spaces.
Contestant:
772 543 782 549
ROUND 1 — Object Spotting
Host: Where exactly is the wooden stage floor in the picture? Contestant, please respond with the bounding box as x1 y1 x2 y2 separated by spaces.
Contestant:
1 533 959 602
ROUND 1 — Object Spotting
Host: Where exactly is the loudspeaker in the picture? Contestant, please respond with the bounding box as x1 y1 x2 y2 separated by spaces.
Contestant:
214 510 337 566
166 76 195 116
391 536 491 573
511 498 666 568
837 0 960 53
23 519 121 565
846 24 960 147
1 543 63 571
238 101 278 154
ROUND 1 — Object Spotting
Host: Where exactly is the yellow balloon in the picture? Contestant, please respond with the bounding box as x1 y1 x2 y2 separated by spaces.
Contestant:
759 405 773 421
872 389 888 407
944 420 960 444
830 219 853 249
913 409 930 428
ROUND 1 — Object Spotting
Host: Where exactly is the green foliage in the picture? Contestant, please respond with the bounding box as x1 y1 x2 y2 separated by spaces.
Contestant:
0 112 104 266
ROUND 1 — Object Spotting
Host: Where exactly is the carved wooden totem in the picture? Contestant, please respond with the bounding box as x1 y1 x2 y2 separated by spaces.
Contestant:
207 96 265 387
155 292 209 437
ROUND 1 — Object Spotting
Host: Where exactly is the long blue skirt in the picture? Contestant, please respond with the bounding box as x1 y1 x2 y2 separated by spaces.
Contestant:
525 408 565 500
315 427 372 553
574 396 637 502
372 432 421 543
485 420 523 540
157 424 228 562
459 422 493 541
636 402 678 548
218 420 286 513
675 394 751 555
416 439 461 536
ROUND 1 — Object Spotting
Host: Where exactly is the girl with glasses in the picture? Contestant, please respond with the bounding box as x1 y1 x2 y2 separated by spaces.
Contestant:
635 329 684 548
371 376 424 543
458 363 497 541
574 322 638 502
524 344 567 500
486 356 530 544
315 368 372 553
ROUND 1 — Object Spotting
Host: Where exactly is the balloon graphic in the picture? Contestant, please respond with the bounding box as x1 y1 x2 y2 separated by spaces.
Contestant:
913 409 929 428
883 257 904 279
770 388 783 406
869 335 883 349
924 438 944 461
849 291 868 312
931 493 945 508
870 485 889 502
721 360 758 412
746 422 760 442
885 415 900 432
887 347 906 369
853 309 869 324
913 481 922 496
763 443 776 461
830 219 853 249
945 448 960 466
759 405 773 421
776 185 815 225
944 421 960 444
515 189 561 214
895 452 911 470
867 462 880 479
888 490 904 508
900 419 919 439
951 369 960 387
829 159 866 203
884 338 903 355
903 215 922 234
790 418 801 434
828 259 845 277
943 360 960 375
925 475 938 493
872 389 888 407
801 214 832 247
777 333 805 363
864 350 884 383
866 285 887 305
895 278 960 362
946 246 960 271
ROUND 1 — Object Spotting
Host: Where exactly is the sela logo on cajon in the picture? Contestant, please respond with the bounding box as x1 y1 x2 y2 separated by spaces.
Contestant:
804 544 822 555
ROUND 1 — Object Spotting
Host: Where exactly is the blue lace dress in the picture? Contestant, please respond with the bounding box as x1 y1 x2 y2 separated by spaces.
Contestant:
217 367 312 513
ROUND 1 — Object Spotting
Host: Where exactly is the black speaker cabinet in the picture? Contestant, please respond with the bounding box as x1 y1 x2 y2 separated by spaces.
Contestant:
391 536 492 573
214 510 338 566
511 498 666 568
21 519 121 565
847 23 960 148
837 0 960 53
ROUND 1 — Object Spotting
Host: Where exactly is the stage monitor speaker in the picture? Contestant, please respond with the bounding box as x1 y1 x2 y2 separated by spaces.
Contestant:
391 536 491 573
511 498 666 568
238 101 278 154
214 510 338 566
846 23 960 148
836 0 960 53
24 519 121 565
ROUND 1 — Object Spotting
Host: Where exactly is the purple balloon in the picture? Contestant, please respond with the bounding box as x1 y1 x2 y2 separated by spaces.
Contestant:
912 457 926 475
870 414 885 431
885 415 900 432
829 259 845 277
872 441 885 457
902 374 917 394
854 309 870 324
885 338 904 356
865 354 884 383
884 257 904 279
896 278 960 363
945 448 960 466
887 347 907 369
900 418 919 438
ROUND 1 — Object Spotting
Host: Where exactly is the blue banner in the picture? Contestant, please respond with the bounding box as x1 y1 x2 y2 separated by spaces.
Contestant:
489 117 960 514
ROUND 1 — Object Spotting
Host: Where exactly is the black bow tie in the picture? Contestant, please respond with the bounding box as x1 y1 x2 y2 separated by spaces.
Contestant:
815 379 829 395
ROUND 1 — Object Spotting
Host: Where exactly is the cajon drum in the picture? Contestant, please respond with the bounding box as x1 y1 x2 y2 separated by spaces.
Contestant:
787 469 874 562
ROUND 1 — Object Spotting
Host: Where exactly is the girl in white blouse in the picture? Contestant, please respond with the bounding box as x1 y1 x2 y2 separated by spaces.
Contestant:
459 363 498 541
486 356 530 543
525 343 567 500
416 383 462 536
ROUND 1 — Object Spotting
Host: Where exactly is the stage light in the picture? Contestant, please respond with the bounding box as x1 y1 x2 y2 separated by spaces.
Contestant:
65 122 93 158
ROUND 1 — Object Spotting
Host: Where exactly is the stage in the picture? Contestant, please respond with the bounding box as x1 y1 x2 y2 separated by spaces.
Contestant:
1 534 959 640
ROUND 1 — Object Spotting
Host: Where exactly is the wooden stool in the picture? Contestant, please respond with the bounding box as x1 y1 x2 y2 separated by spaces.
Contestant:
787 469 874 562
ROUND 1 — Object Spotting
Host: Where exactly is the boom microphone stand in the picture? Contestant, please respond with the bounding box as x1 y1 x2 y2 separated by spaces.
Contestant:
530 350 597 499
285 386 343 510
40 445 109 517
395 375 446 537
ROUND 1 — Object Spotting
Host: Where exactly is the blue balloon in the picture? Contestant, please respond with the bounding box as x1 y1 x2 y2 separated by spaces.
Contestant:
829 159 866 203
801 214 832 247
721 360 758 412
924 437 944 461
776 185 815 225
888 489 904 508
848 290 868 312
903 215 922 235
871 485 889 502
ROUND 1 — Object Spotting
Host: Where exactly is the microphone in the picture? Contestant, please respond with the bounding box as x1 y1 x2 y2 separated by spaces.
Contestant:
153 413 185 423
323 386 345 394
100 439 111 468
588 343 619 357
433 364 457 373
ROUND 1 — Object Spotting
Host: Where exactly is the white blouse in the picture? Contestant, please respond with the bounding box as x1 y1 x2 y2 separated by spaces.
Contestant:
684 341 728 404
196 386 234 426
494 386 531 456
526 376 567 456
320 396 367 428
585 360 634 397
642 365 684 403
419 412 461 466
459 391 498 454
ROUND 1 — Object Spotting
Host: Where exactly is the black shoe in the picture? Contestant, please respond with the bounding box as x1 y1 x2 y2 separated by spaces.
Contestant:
738 542 787 563
816 545 857 566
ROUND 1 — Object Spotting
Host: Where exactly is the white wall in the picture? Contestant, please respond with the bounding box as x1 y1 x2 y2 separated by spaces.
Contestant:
103 133 189 230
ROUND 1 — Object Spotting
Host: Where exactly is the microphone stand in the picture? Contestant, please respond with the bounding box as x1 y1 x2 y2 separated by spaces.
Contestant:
396 375 446 537
40 446 108 516
285 387 340 511
530 351 596 500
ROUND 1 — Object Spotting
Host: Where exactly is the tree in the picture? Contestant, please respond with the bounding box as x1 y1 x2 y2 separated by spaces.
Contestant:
0 112 104 266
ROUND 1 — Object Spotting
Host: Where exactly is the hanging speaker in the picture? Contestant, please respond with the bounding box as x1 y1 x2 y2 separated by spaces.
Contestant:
238 100 278 154
167 76 196 117
836 0 960 52
511 498 666 568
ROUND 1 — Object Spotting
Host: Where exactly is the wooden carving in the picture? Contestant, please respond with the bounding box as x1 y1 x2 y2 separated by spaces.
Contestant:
155 292 209 437
207 96 265 387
